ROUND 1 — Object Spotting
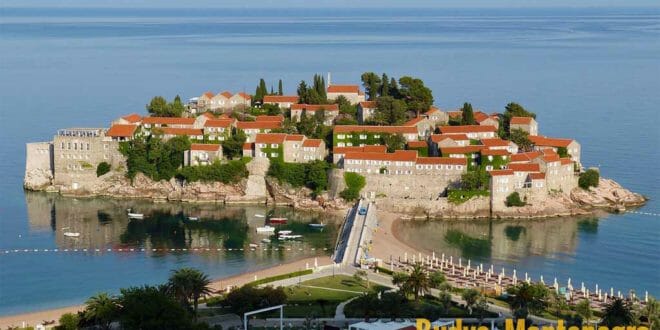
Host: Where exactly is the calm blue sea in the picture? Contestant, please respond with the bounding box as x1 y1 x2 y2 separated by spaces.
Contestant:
0 7 659 316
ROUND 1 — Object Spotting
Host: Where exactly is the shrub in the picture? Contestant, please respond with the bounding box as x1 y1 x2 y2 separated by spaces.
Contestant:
176 159 248 183
340 172 366 201
247 269 313 286
579 169 599 190
268 160 329 194
96 162 111 177
506 192 526 207
447 190 489 204
56 313 80 330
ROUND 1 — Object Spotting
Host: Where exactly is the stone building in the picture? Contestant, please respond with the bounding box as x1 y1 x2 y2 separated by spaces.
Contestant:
52 128 125 189
357 101 377 124
422 107 449 125
184 144 223 166
290 104 339 126
342 149 467 176
245 133 326 163
203 118 235 142
24 142 54 189
529 135 581 165
474 111 500 129
332 145 387 165
438 125 497 140
263 95 298 109
403 117 433 138
510 116 538 136
326 84 366 104
236 120 283 142
106 124 138 142
333 125 419 147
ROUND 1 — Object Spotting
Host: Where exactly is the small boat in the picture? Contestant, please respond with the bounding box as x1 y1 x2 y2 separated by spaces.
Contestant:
254 214 265 218
261 238 271 243
63 232 80 237
187 217 199 221
268 217 288 224
279 234 302 240
127 209 144 219
256 226 275 233
278 230 293 235
249 243 258 248
308 223 325 228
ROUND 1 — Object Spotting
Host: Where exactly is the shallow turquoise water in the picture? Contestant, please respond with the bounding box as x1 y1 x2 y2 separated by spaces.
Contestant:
0 7 658 315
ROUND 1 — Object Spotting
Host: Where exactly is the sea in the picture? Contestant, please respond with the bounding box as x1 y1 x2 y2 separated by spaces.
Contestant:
0 6 659 316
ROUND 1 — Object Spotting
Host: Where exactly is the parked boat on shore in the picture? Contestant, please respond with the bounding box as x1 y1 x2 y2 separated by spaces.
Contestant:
308 223 325 229
127 209 144 219
268 217 288 224
254 214 265 218
63 232 80 237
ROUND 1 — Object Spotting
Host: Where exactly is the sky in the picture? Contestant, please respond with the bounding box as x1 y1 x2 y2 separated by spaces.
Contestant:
2 0 659 8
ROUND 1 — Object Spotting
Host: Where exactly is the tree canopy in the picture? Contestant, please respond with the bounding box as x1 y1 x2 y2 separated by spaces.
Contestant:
398 76 434 116
147 95 185 117
374 96 407 125
461 102 476 125
503 102 536 135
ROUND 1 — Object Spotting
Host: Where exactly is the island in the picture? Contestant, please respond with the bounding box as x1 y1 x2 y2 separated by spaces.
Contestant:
24 72 646 219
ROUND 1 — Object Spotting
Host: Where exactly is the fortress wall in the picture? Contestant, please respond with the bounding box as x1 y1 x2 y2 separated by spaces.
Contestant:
24 142 54 189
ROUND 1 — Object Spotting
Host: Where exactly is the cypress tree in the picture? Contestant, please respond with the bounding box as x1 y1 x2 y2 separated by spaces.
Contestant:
297 80 308 104
461 102 476 125
380 73 390 97
278 79 283 95
389 77 399 98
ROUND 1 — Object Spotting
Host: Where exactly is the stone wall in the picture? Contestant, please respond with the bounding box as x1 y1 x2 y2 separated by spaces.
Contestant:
376 196 491 219
24 142 54 190
359 171 461 200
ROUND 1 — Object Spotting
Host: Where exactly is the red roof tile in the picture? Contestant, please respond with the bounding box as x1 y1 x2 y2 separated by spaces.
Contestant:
142 117 195 125
407 141 428 148
236 121 282 130
507 163 540 172
344 150 417 162
200 112 215 119
440 146 485 154
489 169 514 176
424 106 442 115
107 124 137 137
220 91 232 98
333 145 387 154
480 138 510 147
290 104 339 111
474 111 490 123
255 133 287 144
510 151 542 162
327 85 360 93
203 92 214 99
243 142 253 150
447 111 462 118
255 115 284 122
510 116 534 125
403 117 425 126
121 113 142 123
358 101 377 108
236 92 251 100
481 149 510 156
430 134 469 143
529 135 574 148
416 157 466 165
204 119 234 128
560 158 574 165
542 154 561 163
439 125 497 134
333 125 418 134
529 172 546 180
284 134 305 141
263 95 298 103
302 139 323 147
190 143 221 151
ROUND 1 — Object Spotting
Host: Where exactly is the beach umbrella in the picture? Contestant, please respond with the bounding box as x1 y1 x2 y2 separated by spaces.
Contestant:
459 258 462 267
501 268 505 277
450 256 453 265
596 284 599 293
490 265 494 274
442 253 445 263
568 278 573 291
498 274 502 285
419 253 422 262
433 251 436 260
540 275 545 285
306 262 309 270
314 258 318 268
581 282 585 292
480 263 483 273
554 278 558 290
611 287 614 297
468 259 471 268
513 269 517 278
412 255 416 263
646 291 649 303
452 264 455 275
618 290 622 298
404 252 408 263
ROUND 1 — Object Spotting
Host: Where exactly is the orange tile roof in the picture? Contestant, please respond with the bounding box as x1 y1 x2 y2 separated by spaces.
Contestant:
489 169 514 176
220 91 232 98
204 119 234 128
333 145 387 154
430 134 469 143
507 163 540 172
200 112 215 119
121 113 142 123
284 134 305 141
255 115 284 122
302 139 323 147
407 141 428 148
481 149 510 156
474 111 490 123
416 157 466 165
106 124 137 137
424 106 442 115
159 128 203 136
344 150 417 162
542 154 561 163
263 95 298 103
142 117 195 125
560 158 574 165
529 172 546 180
327 85 360 93
447 111 462 118
510 151 542 162
236 121 282 130
255 133 287 144
236 92 251 100
403 117 425 126
291 104 339 111
510 116 534 125
202 92 214 99
529 135 574 148
190 143 221 151
243 142 253 150
358 101 377 108
439 125 497 134
440 146 485 154
480 138 510 147
333 125 418 134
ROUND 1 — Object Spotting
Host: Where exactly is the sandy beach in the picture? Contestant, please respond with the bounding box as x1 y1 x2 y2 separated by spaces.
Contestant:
370 211 426 263
0 255 331 328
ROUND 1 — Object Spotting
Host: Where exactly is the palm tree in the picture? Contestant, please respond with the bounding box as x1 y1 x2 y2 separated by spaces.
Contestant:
83 292 119 330
461 288 480 314
406 263 430 301
168 267 213 319
506 282 548 319
641 297 660 330
575 299 593 325
601 298 635 327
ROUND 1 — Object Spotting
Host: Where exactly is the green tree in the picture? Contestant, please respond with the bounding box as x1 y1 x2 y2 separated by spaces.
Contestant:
171 95 185 117
510 128 533 152
601 298 635 327
119 285 192 330
380 73 390 97
351 293 379 321
548 290 569 319
312 74 327 103
641 297 660 330
397 263 430 301
353 270 369 288
429 271 446 288
579 169 600 189
224 285 287 317
461 102 476 125
360 72 382 100
461 288 480 314
575 299 593 325
297 80 309 104
278 79 283 95
381 133 406 152
438 291 453 315
146 96 171 117
506 192 526 207
374 96 407 125
305 160 329 194
221 130 247 160
503 102 536 134
168 268 212 319
254 78 268 102
506 282 549 320
460 168 489 190
335 95 356 117
56 313 80 330
398 76 434 116
475 295 490 324
389 77 400 98
83 293 119 330
340 172 366 201
96 161 111 177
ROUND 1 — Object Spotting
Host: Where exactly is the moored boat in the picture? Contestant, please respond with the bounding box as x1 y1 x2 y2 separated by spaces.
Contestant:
254 214 265 218
256 226 275 233
279 234 302 240
278 230 293 235
127 213 144 219
63 232 80 237
261 238 271 243
308 223 325 228
249 243 258 248
268 217 288 224
187 217 199 221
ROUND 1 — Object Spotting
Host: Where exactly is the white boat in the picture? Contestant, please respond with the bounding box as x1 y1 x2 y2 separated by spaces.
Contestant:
63 232 80 237
256 226 275 233
309 223 325 228
254 214 265 218
127 212 144 219
279 234 302 240
278 230 293 235
187 217 199 221
261 238 271 243
249 243 259 248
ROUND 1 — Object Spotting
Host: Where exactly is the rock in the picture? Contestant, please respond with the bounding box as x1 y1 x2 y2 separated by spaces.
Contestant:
24 169 53 190
571 178 646 208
